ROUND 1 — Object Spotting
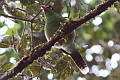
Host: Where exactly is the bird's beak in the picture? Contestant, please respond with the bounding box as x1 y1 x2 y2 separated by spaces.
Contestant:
40 5 48 10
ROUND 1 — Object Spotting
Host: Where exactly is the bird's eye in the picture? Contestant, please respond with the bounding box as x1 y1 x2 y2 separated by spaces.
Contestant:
47 5 53 10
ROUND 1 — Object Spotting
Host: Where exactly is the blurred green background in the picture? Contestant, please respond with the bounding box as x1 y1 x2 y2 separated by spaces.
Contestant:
0 0 120 80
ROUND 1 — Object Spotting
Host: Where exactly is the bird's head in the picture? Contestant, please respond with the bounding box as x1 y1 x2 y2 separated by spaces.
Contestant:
40 5 57 17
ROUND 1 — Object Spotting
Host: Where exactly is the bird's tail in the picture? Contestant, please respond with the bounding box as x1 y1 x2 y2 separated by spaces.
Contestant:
70 50 89 74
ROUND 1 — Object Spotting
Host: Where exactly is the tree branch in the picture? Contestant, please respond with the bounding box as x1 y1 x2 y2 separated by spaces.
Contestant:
0 0 118 80
0 14 38 23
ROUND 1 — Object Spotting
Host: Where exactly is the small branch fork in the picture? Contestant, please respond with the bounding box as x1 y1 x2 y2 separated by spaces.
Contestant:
0 0 119 80
0 0 52 23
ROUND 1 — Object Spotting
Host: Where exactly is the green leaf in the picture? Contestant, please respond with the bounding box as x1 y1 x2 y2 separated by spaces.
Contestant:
4 2 26 18
1 62 14 72
27 63 42 76
12 29 21 40
114 1 120 13
20 0 35 6
6 28 13 36
92 27 107 41
26 3 41 15
44 54 52 60
50 69 58 74
60 66 71 80
0 22 6 28
62 55 79 72
9 77 22 80
0 55 6 67
54 59 68 73
83 32 91 40
0 36 13 48
4 50 19 63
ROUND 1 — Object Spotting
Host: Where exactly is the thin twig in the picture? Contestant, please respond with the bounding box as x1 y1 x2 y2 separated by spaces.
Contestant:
45 0 53 5
30 22 34 50
77 1 89 13
18 22 27 53
16 8 27 13
0 14 38 23
68 1 71 18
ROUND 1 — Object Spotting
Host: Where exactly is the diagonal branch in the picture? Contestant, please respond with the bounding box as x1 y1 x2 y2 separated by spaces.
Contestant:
0 0 118 80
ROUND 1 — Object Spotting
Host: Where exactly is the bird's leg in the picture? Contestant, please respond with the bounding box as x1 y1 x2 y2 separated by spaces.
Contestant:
50 37 69 55
50 37 62 45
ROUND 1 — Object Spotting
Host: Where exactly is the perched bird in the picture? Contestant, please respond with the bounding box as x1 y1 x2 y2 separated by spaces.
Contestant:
41 5 89 74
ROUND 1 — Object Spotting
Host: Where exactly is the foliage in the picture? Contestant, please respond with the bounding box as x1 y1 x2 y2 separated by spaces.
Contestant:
0 0 120 80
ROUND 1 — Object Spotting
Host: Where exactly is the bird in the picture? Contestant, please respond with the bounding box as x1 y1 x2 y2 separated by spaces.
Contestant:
41 5 89 74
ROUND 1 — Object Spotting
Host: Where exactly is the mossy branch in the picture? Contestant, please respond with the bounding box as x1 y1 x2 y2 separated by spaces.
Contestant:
0 0 118 80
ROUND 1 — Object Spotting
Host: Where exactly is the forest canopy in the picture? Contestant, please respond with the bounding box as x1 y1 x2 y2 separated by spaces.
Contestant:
0 0 120 80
